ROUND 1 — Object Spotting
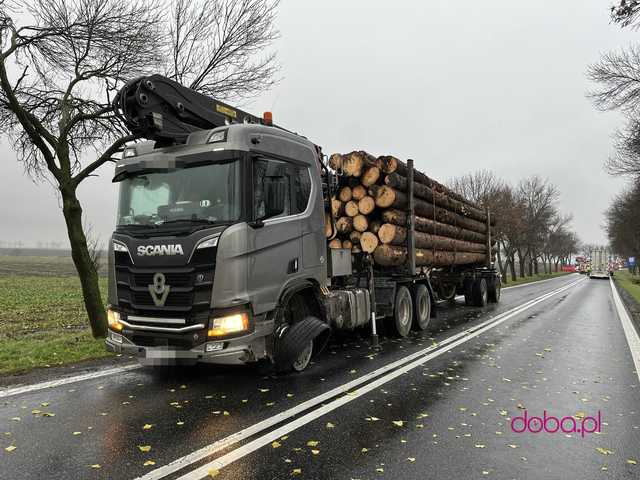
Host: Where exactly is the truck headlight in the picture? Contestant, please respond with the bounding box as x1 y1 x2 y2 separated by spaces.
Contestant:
107 308 124 332
208 312 249 337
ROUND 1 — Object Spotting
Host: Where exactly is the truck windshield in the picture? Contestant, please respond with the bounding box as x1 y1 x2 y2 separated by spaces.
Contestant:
116 160 240 229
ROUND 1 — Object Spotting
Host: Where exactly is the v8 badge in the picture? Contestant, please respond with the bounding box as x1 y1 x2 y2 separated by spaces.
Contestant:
148 272 170 307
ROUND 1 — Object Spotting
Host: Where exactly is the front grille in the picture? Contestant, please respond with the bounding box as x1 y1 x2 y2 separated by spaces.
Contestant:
114 246 216 319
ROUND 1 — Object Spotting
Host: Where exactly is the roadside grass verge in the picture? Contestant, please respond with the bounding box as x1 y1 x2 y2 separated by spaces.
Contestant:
502 270 571 288
0 271 112 376
613 270 640 304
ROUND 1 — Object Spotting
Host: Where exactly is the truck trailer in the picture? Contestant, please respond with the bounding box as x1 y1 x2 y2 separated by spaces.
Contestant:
105 75 501 372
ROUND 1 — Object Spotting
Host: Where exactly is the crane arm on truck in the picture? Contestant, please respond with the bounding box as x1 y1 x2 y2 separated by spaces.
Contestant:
113 74 281 145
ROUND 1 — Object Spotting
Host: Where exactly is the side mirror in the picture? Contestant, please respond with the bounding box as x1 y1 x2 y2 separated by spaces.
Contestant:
262 175 286 219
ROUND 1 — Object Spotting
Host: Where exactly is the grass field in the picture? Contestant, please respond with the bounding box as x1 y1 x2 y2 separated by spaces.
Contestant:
502 270 571 287
0 256 112 376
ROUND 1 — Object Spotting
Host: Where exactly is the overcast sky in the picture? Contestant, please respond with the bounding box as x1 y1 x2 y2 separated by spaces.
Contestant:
0 0 636 248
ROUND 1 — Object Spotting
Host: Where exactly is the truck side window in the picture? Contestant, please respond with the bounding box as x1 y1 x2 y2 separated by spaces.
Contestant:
253 158 291 219
292 166 311 214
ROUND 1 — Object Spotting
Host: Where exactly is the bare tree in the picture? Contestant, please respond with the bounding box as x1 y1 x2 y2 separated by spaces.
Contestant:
610 0 640 28
0 0 281 337
605 182 640 261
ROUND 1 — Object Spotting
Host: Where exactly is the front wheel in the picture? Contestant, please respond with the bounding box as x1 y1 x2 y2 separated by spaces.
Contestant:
472 278 488 307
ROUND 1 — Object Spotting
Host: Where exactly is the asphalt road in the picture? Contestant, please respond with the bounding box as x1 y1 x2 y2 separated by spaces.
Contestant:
2 273 640 480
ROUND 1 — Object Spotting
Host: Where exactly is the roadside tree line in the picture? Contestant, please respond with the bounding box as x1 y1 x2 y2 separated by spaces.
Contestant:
588 2 640 263
449 171 579 284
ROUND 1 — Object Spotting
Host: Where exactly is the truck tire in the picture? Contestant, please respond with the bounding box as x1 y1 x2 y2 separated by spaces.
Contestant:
472 278 488 307
274 315 330 373
391 286 413 338
412 284 431 331
488 277 501 303
438 283 457 302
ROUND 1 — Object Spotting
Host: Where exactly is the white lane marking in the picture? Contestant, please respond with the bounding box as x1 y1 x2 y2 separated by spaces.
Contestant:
140 277 584 480
0 364 141 399
176 278 584 480
610 278 640 381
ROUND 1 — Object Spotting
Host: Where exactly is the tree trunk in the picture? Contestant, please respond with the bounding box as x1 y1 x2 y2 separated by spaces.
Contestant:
510 253 517 281
496 245 505 283
370 185 490 234
373 244 486 267
518 251 526 278
384 173 488 223
60 185 107 338
381 208 488 244
377 223 488 253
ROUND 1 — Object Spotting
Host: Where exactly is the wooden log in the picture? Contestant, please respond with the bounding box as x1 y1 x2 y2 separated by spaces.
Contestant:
328 238 343 249
342 239 353 249
349 230 362 244
331 197 343 218
351 184 367 201
361 165 381 187
369 219 382 234
357 196 375 215
353 214 369 232
329 153 343 172
336 217 353 234
377 223 487 253
373 244 487 267
370 185 489 234
377 155 487 215
345 200 360 217
384 173 487 223
341 151 378 177
381 209 489 244
324 213 335 239
352 245 362 254
360 231 379 253
338 186 352 203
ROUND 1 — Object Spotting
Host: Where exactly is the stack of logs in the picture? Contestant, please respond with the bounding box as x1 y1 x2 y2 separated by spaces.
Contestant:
325 151 496 268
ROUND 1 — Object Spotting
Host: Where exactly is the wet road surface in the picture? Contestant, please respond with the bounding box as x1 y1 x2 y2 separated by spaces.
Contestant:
2 273 640 479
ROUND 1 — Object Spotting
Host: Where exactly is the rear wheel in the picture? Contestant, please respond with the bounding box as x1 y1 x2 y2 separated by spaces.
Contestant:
438 283 457 302
391 286 413 337
472 278 488 307
412 284 431 331
488 277 501 303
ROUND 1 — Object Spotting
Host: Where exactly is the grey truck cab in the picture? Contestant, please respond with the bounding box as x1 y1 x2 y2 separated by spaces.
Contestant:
106 122 330 369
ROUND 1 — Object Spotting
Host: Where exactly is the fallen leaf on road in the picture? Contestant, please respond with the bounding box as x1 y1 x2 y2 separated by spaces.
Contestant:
271 441 281 449
366 416 380 422
223 411 230 416
41 402 49 407
361 448 369 453
90 464 101 469
407 457 416 462
138 445 151 453
5 445 16 452
326 422 335 429
11 417 20 422
306 440 319 447
208 468 220 477
507 444 518 449
259 388 269 393
392 420 404 427
143 424 153 430
291 468 302 476
475 444 486 448
376 467 384 473
311 449 320 455
628 459 637 465
596 447 614 455
143 460 156 466
177 421 184 426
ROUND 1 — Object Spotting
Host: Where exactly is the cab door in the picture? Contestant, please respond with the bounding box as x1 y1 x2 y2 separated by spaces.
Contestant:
246 157 303 315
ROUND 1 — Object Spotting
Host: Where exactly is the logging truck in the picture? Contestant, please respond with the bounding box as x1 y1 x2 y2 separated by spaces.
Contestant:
105 75 501 372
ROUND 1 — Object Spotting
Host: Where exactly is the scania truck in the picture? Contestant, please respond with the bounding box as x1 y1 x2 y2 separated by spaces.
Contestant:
105 75 500 372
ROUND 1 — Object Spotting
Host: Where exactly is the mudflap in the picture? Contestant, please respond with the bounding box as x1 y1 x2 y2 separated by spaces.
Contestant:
274 316 331 370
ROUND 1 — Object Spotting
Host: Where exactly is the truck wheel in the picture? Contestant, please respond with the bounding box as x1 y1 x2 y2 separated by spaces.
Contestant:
274 315 330 373
488 277 501 303
292 340 313 372
472 278 488 307
438 283 457 302
412 284 431 331
392 286 413 338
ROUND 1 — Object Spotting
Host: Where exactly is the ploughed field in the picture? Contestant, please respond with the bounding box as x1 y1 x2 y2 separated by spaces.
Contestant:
0 255 111 376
